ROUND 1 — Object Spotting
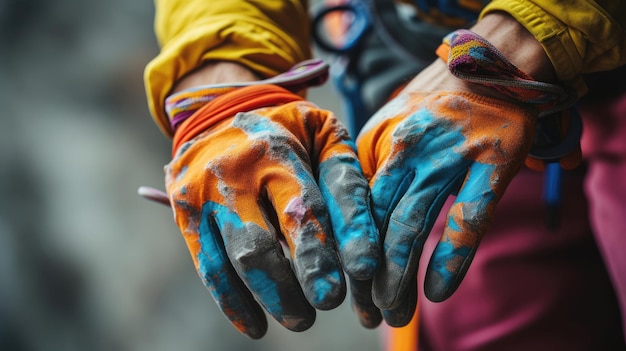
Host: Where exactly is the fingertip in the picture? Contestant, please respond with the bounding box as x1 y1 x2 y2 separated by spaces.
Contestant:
292 260 347 312
304 269 347 310
355 305 383 329
423 255 470 302
423 269 453 303
224 299 268 339
349 278 383 329
381 283 417 328
278 309 317 332
240 320 269 340
290 236 348 310
382 309 413 328
423 229 478 302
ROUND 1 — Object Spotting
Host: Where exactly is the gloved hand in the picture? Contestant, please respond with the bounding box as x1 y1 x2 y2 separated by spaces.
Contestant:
157 72 380 338
356 29 576 326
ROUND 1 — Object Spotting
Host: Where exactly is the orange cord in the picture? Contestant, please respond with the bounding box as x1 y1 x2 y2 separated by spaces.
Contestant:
172 85 303 156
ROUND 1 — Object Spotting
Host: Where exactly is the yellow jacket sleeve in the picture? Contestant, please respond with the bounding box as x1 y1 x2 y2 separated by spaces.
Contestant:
144 0 312 137
481 0 626 96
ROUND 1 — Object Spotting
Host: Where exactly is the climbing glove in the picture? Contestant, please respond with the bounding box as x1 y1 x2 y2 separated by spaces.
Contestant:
356 30 576 326
149 61 380 338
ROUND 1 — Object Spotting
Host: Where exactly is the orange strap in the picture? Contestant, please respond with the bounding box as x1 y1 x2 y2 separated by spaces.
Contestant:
385 304 420 351
172 84 304 156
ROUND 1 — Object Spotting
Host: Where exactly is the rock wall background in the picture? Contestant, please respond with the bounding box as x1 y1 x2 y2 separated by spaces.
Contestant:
0 1 382 350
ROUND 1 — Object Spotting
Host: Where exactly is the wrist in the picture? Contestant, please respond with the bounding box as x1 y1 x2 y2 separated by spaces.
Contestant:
470 12 555 83
172 61 261 94
403 25 572 113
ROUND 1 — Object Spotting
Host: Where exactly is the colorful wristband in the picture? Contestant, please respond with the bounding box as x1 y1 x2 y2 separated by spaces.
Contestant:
165 59 329 131
436 29 576 117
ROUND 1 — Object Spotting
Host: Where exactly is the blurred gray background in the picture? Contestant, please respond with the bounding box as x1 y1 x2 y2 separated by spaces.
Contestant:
0 0 383 350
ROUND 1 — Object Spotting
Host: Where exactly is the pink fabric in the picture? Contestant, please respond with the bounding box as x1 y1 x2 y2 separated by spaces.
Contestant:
580 91 626 158
586 160 626 328
413 167 624 350
581 91 626 336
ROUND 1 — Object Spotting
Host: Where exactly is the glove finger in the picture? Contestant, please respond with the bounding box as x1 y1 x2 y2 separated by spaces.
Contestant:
371 163 466 310
382 274 418 327
348 277 382 329
317 151 380 280
214 201 317 332
225 109 347 310
424 162 508 302
312 112 380 280
266 168 347 311
190 205 269 339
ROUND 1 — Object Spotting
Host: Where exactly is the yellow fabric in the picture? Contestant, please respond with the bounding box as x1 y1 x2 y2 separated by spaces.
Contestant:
145 0 625 136
142 0 626 348
144 0 311 137
481 0 626 97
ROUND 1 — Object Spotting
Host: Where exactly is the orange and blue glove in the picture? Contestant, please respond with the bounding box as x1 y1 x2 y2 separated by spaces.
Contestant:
356 29 577 326
140 60 381 338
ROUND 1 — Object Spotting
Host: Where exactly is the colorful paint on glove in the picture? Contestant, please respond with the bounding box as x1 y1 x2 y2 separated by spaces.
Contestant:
355 29 579 326
358 91 535 323
438 29 581 171
166 84 380 338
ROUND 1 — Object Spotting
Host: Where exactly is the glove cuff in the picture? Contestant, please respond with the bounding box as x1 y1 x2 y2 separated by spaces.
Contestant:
171 85 303 157
436 29 582 167
165 59 329 131
436 29 576 117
